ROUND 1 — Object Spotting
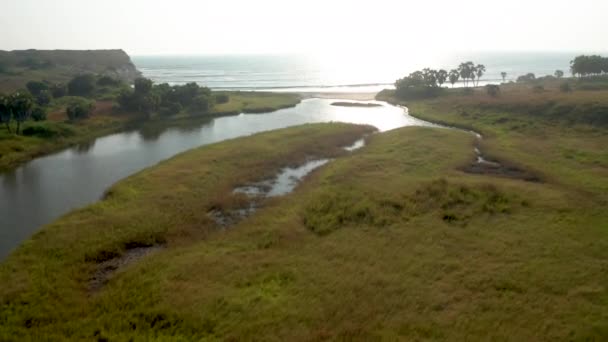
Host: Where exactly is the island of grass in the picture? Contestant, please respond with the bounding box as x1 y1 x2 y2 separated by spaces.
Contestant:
0 74 300 171
330 101 383 107
1 72 608 340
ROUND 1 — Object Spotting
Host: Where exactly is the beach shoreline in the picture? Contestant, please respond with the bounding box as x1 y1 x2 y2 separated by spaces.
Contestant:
298 91 379 101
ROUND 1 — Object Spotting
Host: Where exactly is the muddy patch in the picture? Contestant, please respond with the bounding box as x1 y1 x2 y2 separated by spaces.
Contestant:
208 159 332 227
89 245 164 291
464 145 540 182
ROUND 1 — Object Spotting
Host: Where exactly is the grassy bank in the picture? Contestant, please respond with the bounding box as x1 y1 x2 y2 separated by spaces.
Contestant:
0 92 301 171
2 90 607 341
378 87 608 198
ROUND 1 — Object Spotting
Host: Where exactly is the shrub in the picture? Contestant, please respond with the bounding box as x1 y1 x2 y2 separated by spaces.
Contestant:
560 82 572 93
134 77 153 95
66 98 94 120
517 73 536 82
462 87 474 95
50 83 67 98
215 93 230 104
68 74 96 97
97 76 121 87
485 84 500 97
533 85 545 93
26 81 49 96
22 124 57 138
191 94 214 114
22 123 75 138
35 90 52 106
159 102 182 117
31 106 47 121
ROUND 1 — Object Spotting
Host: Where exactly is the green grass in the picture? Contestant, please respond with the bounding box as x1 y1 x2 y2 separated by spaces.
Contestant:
2 108 607 340
379 86 608 197
1 83 607 340
213 91 301 114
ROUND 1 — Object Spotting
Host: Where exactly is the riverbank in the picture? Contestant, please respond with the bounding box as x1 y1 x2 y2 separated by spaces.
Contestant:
0 92 301 172
377 86 608 197
1 74 607 339
2 80 607 339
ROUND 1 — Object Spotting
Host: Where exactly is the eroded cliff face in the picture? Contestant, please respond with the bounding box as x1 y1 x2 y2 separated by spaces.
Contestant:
0 49 142 91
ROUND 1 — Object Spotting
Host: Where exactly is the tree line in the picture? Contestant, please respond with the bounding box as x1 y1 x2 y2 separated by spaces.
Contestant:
570 55 608 77
116 78 228 118
0 73 231 136
0 74 124 135
0 93 41 135
394 61 486 99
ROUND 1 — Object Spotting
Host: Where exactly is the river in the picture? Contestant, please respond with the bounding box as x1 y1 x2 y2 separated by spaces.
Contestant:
0 98 436 259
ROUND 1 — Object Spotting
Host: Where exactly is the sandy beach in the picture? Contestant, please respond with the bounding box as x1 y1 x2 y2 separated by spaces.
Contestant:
298 92 379 101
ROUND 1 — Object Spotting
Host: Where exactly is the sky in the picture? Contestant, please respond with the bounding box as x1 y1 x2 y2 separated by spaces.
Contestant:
1 0 607 57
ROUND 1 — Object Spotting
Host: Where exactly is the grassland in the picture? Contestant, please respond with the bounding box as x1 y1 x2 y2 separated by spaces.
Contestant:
377 84 608 197
0 92 301 171
1 82 607 340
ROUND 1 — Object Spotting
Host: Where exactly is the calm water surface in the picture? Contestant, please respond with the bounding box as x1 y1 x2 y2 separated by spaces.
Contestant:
0 99 434 259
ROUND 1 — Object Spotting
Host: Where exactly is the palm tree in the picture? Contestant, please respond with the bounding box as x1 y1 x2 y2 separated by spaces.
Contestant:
459 61 475 87
0 94 11 133
449 69 460 88
475 64 486 86
501 72 507 83
9 92 34 135
436 69 448 87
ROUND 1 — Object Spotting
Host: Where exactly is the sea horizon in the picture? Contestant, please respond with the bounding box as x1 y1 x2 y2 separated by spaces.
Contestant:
132 51 598 93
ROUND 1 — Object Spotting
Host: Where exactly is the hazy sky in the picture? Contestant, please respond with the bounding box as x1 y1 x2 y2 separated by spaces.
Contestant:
1 0 607 56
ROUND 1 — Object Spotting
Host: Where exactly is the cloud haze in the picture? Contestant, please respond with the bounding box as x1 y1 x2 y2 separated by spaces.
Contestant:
1 0 607 55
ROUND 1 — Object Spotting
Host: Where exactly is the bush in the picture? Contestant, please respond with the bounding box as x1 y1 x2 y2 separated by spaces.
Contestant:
22 124 56 138
68 74 96 97
191 94 214 114
31 106 47 121
22 123 75 138
215 93 230 104
560 82 572 93
66 98 94 120
26 81 49 96
395 86 444 100
117 88 160 114
35 90 52 106
517 73 536 83
533 85 545 93
97 76 121 87
159 102 182 117
50 83 67 98
134 78 153 95
485 84 500 97
463 87 474 95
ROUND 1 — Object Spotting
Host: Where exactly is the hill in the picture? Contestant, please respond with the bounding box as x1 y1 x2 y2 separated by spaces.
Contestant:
0 49 141 92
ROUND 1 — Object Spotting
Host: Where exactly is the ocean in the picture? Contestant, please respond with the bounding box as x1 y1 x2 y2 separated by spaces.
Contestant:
132 52 576 93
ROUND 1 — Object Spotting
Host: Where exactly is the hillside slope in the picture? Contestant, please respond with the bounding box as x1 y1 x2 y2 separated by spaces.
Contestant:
0 49 141 92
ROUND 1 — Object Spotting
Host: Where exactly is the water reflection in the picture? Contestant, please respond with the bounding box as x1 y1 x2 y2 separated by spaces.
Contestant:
74 139 97 154
0 98 435 259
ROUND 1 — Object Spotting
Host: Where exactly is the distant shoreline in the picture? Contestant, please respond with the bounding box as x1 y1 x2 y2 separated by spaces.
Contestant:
297 91 378 101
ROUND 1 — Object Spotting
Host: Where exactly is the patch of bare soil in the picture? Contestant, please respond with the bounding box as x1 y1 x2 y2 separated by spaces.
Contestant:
89 245 164 292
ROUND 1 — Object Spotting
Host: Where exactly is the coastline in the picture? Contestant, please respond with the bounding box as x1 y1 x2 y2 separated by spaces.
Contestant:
297 91 379 101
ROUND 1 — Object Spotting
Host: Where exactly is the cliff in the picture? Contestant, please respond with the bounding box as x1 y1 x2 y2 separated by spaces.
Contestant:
0 49 141 92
